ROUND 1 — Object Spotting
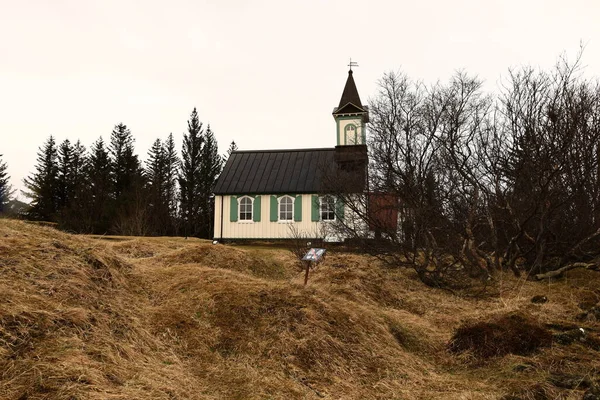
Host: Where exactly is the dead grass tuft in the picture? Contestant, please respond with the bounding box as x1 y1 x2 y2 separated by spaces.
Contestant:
449 312 553 359
110 239 157 258
501 382 564 400
155 242 289 279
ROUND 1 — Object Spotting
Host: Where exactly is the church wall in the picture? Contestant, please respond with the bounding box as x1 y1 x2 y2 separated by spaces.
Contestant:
213 194 336 240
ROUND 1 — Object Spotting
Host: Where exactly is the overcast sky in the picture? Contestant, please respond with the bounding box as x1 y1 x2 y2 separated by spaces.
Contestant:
2 0 599 199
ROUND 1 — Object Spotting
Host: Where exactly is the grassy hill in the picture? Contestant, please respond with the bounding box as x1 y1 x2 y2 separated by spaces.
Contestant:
1 219 599 399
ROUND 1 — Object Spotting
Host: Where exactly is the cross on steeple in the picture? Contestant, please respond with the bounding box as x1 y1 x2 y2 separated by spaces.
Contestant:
348 58 359 71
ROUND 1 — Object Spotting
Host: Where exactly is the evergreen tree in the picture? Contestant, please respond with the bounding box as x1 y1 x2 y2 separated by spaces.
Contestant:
85 138 112 233
223 140 238 164
145 134 181 235
57 140 88 231
109 123 141 198
71 140 87 190
0 154 11 213
164 133 180 233
198 125 223 237
57 139 74 210
146 138 165 184
109 123 147 235
146 138 169 235
178 108 204 237
24 136 59 221
226 140 238 158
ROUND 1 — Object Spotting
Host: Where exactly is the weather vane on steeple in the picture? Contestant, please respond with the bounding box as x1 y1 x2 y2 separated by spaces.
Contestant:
348 58 359 71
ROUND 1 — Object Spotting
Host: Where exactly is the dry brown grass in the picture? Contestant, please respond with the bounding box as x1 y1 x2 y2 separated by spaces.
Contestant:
448 312 553 358
1 219 600 399
0 220 203 399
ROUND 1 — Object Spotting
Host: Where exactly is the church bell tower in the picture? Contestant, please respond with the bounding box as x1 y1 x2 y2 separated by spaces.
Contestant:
332 65 369 146
332 63 369 190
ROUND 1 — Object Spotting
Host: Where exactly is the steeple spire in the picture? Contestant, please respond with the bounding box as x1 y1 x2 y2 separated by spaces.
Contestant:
337 69 364 110
332 66 369 146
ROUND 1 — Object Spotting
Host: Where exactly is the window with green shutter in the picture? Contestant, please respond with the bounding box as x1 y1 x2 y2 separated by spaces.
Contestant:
270 195 278 221
230 196 238 222
335 197 345 220
253 195 261 222
311 195 319 222
279 196 294 221
294 195 302 221
239 196 253 221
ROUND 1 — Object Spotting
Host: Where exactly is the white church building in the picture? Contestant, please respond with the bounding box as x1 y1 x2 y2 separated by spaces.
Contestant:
212 69 370 240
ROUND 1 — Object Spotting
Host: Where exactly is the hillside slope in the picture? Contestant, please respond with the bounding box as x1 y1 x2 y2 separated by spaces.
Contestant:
1 219 599 399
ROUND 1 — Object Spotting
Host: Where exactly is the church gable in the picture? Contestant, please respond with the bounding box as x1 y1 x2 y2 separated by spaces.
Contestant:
334 103 366 115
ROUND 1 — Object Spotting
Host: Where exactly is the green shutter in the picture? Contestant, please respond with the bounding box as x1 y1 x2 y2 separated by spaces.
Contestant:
336 197 345 221
270 195 278 221
311 195 320 222
253 195 261 222
294 195 302 221
230 196 238 222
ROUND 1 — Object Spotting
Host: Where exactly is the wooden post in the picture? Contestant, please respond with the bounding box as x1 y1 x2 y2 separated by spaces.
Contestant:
303 260 311 286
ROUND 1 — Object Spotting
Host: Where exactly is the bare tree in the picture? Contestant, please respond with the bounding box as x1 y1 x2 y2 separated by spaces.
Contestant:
325 71 495 288
497 50 600 276
327 52 600 288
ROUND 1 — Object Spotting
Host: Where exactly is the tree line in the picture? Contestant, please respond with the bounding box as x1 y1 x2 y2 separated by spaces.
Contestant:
334 51 600 287
15 108 237 238
0 154 10 214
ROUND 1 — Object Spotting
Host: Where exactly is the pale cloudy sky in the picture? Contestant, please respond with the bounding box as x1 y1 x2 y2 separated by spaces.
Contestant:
1 0 599 199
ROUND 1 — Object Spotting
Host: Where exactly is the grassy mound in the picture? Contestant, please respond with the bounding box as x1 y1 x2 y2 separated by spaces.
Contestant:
0 220 201 399
2 219 600 399
110 238 158 258
155 243 289 279
140 256 441 398
448 312 553 358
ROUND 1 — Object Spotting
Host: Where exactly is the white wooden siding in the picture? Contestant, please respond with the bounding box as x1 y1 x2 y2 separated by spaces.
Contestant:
213 194 336 239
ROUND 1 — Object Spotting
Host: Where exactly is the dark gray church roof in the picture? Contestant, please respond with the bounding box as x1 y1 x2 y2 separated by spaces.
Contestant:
213 148 336 195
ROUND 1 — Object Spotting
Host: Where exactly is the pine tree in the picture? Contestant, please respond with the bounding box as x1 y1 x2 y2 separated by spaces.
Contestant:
85 138 112 233
0 154 11 213
223 140 238 165
146 138 168 235
71 140 87 191
109 123 141 198
57 140 88 231
57 139 74 210
109 123 147 235
146 139 165 186
178 108 204 237
164 133 180 233
145 134 181 235
226 141 238 158
24 136 59 221
198 125 223 237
